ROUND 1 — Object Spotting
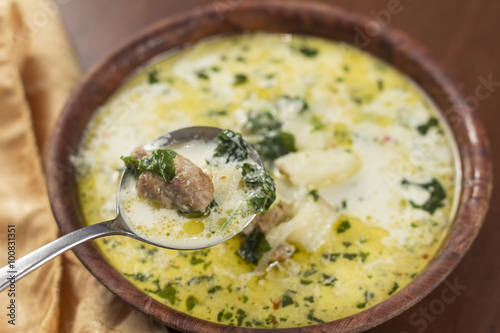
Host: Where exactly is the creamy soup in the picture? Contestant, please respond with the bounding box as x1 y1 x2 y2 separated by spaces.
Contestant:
72 34 458 328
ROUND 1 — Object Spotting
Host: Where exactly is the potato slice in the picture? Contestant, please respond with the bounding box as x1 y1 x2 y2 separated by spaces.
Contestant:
274 148 360 188
265 197 338 253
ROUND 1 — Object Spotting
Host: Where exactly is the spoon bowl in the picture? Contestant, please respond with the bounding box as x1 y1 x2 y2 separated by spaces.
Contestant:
0 126 263 291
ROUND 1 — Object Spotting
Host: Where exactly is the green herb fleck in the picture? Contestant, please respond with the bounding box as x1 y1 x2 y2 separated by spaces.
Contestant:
208 286 222 294
417 117 439 135
186 296 199 311
304 296 314 303
147 69 159 84
237 229 272 265
307 310 324 323
388 282 399 295
282 295 294 307
298 46 319 57
336 220 351 233
234 73 248 85
242 295 249 303
303 268 318 278
207 109 228 116
309 189 320 201
157 284 176 304
190 257 204 265
123 272 152 282
300 279 313 285
236 309 247 326
265 314 277 325
401 178 446 214
359 251 370 263
343 253 358 260
342 242 352 248
322 253 341 262
377 79 384 90
187 275 213 286
196 71 209 80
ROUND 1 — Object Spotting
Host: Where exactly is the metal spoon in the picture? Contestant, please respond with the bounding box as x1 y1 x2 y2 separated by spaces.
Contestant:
0 126 263 291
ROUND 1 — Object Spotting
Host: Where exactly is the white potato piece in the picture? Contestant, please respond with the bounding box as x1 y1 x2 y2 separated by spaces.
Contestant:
274 148 360 188
287 198 338 252
264 197 337 254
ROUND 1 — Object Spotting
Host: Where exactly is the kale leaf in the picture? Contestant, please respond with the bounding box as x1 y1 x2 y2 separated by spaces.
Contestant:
401 178 446 215
417 117 439 135
236 229 271 265
243 111 282 135
240 163 276 214
120 148 177 183
213 129 250 164
252 131 296 161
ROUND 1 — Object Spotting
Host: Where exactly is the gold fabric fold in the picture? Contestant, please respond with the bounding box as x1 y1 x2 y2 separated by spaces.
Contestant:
0 1 169 332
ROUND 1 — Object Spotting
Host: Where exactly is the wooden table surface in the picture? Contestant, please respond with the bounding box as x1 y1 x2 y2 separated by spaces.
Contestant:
59 1 500 332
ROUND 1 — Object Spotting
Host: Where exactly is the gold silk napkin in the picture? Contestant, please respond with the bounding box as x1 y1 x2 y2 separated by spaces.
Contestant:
0 1 169 332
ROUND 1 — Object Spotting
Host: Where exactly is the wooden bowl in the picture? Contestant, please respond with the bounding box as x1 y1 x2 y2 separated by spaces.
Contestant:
46 1 492 332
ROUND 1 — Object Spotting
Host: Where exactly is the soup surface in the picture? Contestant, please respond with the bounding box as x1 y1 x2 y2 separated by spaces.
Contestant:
73 34 458 328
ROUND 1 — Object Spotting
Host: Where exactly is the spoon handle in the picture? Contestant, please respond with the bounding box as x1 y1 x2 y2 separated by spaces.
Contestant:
0 220 127 292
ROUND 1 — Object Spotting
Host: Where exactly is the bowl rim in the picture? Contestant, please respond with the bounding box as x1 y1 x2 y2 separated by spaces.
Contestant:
46 1 492 332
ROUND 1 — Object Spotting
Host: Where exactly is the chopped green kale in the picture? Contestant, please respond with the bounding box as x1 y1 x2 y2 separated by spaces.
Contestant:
298 46 319 57
145 282 177 304
282 295 294 307
196 71 209 80
336 219 351 233
190 257 204 265
401 178 446 214
307 310 324 323
234 73 248 85
236 309 247 326
322 253 341 262
213 129 249 164
417 117 439 135
123 272 152 282
236 229 271 265
121 148 177 183
343 253 358 260
147 69 159 84
208 285 222 294
240 163 276 214
186 295 199 311
252 131 297 161
187 275 213 286
309 189 320 201
388 282 399 295
243 111 282 135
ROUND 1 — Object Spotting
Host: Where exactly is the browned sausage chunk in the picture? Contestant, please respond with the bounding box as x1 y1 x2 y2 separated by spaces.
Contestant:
133 148 214 213
242 201 290 235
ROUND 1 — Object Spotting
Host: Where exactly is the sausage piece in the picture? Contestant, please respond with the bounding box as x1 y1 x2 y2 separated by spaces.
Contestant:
133 148 214 213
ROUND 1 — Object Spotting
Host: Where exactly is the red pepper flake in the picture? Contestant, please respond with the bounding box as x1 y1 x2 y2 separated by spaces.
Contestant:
423 254 429 259
273 300 282 310
220 176 227 179
273 320 279 325
397 272 403 277
382 135 391 143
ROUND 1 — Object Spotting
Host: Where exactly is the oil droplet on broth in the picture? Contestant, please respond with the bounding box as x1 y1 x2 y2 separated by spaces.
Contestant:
183 220 205 235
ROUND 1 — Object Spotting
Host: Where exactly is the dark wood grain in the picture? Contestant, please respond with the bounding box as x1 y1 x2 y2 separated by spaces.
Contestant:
50 1 499 332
